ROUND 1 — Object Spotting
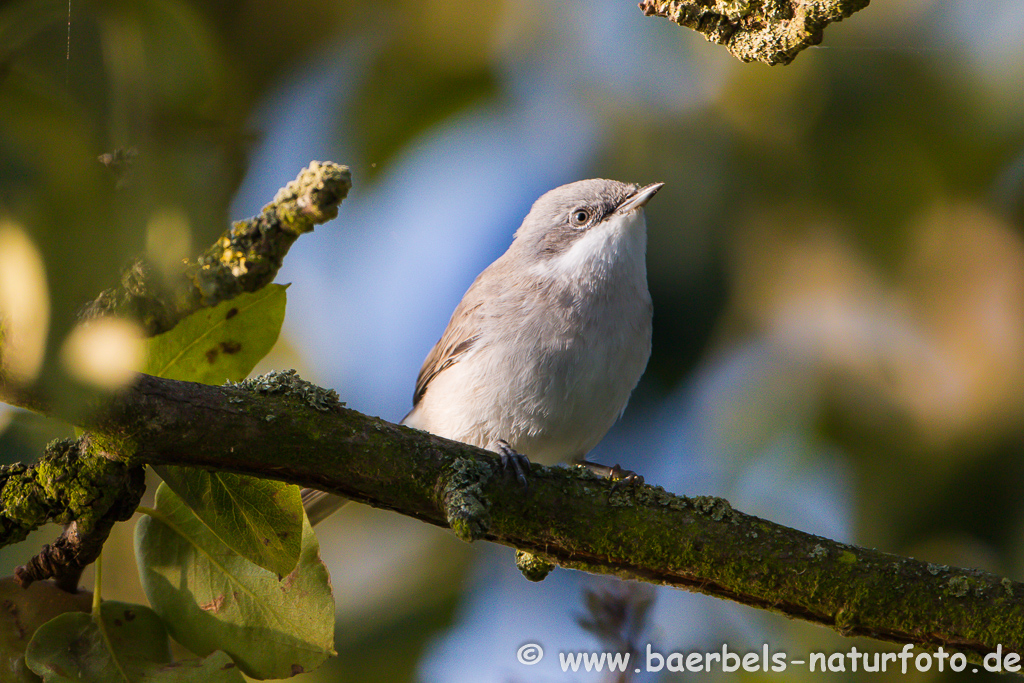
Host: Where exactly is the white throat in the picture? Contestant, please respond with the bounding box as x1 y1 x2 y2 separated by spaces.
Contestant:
533 210 649 292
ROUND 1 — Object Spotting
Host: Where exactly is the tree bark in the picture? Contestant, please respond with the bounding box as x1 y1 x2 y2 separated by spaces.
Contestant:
1 369 1021 665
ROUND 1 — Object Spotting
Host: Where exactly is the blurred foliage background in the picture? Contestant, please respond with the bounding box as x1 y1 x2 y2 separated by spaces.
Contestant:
2 0 1024 681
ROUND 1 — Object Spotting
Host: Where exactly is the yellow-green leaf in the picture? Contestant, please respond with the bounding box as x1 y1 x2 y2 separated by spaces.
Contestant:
134 484 335 679
153 467 303 577
144 284 287 384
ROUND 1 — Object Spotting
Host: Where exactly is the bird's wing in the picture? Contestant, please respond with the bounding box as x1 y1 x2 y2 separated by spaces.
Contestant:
412 296 483 407
411 251 524 407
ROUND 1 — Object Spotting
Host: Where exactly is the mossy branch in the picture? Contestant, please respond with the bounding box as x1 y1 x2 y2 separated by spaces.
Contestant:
79 160 352 336
638 0 870 65
0 161 350 588
1 370 1022 664
0 438 144 591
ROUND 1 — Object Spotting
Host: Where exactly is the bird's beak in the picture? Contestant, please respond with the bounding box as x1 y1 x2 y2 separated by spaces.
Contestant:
616 182 665 214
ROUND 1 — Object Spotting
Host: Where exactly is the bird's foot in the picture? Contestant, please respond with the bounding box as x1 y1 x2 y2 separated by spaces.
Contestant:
496 439 530 491
574 460 645 489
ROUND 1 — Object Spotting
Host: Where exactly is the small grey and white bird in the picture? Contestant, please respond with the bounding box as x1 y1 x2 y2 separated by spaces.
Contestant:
302 178 663 525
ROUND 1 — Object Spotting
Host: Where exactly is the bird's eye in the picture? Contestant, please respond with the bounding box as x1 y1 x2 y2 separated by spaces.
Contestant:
570 208 591 227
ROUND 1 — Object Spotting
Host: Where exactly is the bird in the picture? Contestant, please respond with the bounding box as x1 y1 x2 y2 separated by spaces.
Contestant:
302 178 663 525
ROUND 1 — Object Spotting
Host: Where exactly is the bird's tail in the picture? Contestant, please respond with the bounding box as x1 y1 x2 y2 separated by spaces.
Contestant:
300 488 349 526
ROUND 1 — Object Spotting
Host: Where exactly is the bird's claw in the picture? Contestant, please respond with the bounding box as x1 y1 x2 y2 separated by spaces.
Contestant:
607 464 644 493
497 439 530 492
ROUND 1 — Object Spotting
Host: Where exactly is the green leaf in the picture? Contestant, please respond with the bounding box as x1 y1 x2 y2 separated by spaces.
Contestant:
25 601 171 682
144 283 303 577
134 484 335 679
137 651 245 683
0 579 93 683
25 602 244 683
143 284 288 384
153 467 303 577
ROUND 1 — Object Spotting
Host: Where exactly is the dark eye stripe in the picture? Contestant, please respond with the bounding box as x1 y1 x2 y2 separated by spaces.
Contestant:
536 195 628 257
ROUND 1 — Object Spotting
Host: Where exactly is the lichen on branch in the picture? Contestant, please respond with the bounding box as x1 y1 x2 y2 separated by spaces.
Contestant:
80 161 352 336
638 0 870 65
0 437 144 591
